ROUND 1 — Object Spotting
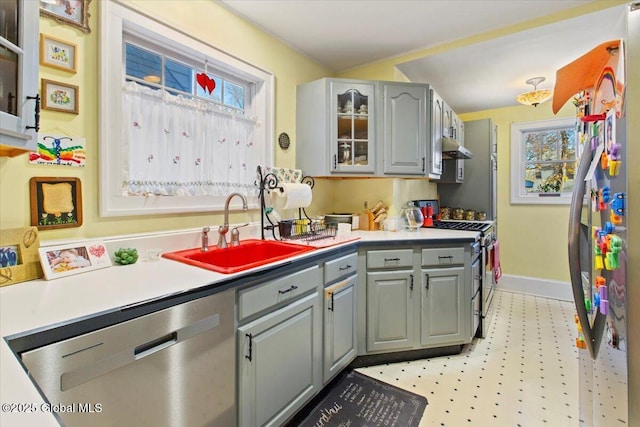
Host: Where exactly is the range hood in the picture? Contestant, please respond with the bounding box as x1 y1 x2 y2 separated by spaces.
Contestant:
442 136 473 159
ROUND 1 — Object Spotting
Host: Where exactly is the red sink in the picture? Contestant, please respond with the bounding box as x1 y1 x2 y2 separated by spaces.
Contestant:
162 239 315 274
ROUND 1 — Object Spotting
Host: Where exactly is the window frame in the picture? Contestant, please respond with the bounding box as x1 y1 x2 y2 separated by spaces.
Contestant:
99 1 274 217
510 117 576 205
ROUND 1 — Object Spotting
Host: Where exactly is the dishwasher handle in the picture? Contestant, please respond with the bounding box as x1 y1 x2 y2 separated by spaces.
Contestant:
134 332 177 360
61 313 220 392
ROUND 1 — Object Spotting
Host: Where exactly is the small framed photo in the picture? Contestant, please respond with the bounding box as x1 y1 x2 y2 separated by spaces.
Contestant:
30 177 83 230
41 79 79 114
39 241 111 280
40 0 91 34
40 34 77 73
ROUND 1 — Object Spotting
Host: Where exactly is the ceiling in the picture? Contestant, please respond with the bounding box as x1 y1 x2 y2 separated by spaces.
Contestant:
219 0 627 113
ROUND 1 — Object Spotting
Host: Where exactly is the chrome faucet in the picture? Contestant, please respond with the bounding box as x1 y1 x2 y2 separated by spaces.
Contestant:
218 192 248 248
201 226 210 252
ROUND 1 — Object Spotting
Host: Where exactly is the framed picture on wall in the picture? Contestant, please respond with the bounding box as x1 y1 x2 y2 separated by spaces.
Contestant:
29 177 83 230
40 0 92 34
40 34 77 73
41 79 79 114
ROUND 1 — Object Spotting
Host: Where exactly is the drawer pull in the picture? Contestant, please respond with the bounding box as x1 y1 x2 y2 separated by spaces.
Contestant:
384 257 400 262
438 255 453 259
339 264 352 271
278 285 298 295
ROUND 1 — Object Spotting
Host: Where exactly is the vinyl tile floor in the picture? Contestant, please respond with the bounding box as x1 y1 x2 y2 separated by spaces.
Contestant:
357 290 579 427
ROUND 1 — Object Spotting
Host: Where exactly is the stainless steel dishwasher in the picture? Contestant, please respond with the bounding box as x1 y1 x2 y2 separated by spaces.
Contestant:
21 289 235 427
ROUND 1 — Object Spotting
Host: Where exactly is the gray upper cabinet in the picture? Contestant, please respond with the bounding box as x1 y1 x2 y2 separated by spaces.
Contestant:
437 106 466 183
0 0 39 156
297 78 458 178
381 82 428 175
428 89 444 178
296 78 376 176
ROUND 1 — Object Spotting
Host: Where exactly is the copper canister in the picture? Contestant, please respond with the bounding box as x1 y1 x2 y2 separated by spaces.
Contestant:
452 208 464 220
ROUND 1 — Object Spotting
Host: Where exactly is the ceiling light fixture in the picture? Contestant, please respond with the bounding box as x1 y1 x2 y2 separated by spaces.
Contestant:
516 77 553 107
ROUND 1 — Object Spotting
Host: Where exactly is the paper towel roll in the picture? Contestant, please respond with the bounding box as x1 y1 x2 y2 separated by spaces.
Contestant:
278 183 312 209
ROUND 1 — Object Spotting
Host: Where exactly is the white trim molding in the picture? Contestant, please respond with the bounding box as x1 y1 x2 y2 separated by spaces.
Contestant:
496 274 573 301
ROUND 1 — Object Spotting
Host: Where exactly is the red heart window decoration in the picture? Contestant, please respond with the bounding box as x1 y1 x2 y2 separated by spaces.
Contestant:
196 73 216 94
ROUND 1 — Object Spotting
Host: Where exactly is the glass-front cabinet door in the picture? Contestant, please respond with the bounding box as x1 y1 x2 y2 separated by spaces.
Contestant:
330 81 375 173
0 0 39 156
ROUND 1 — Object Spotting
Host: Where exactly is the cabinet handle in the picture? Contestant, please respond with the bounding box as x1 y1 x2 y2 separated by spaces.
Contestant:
245 333 253 361
26 94 41 132
328 292 334 312
339 264 352 271
438 255 453 260
458 167 463 179
278 285 298 295
409 274 414 291
425 274 430 290
384 257 400 262
422 157 425 172
333 154 337 169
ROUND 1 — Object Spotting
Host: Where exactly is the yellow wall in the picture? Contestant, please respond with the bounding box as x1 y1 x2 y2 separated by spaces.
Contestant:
0 0 624 284
0 0 330 240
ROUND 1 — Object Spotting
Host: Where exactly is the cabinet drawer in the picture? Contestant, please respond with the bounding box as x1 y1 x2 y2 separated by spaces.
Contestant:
367 249 413 269
421 247 464 267
238 266 321 320
324 252 358 284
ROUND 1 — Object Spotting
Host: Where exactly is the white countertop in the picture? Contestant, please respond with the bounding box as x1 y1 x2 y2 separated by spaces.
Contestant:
0 226 478 426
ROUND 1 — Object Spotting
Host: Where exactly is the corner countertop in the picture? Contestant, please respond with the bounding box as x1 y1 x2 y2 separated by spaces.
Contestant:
0 226 478 426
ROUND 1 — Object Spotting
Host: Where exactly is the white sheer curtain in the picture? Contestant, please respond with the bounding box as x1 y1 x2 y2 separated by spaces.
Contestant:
121 81 259 197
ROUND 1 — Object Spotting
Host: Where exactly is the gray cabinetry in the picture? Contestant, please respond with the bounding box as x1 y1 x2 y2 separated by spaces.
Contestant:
296 78 376 176
361 243 472 357
381 82 428 175
421 246 468 346
366 270 416 352
237 266 322 427
438 106 466 183
297 78 454 178
323 252 358 384
428 89 444 178
0 0 39 155
420 266 466 346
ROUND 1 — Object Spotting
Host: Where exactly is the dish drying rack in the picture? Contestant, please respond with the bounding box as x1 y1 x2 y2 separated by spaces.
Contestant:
256 166 336 242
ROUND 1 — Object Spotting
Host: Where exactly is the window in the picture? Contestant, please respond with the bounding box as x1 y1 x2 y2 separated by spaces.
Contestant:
99 1 274 216
510 118 577 204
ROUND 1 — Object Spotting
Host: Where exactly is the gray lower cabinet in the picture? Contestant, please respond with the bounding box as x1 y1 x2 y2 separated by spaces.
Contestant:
361 244 472 356
237 266 322 427
366 270 417 352
323 274 357 383
421 266 466 347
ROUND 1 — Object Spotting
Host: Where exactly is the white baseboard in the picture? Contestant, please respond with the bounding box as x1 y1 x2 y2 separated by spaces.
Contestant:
496 274 573 301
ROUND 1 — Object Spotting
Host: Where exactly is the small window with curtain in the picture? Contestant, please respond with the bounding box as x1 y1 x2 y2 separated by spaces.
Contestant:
510 118 577 204
99 1 274 216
